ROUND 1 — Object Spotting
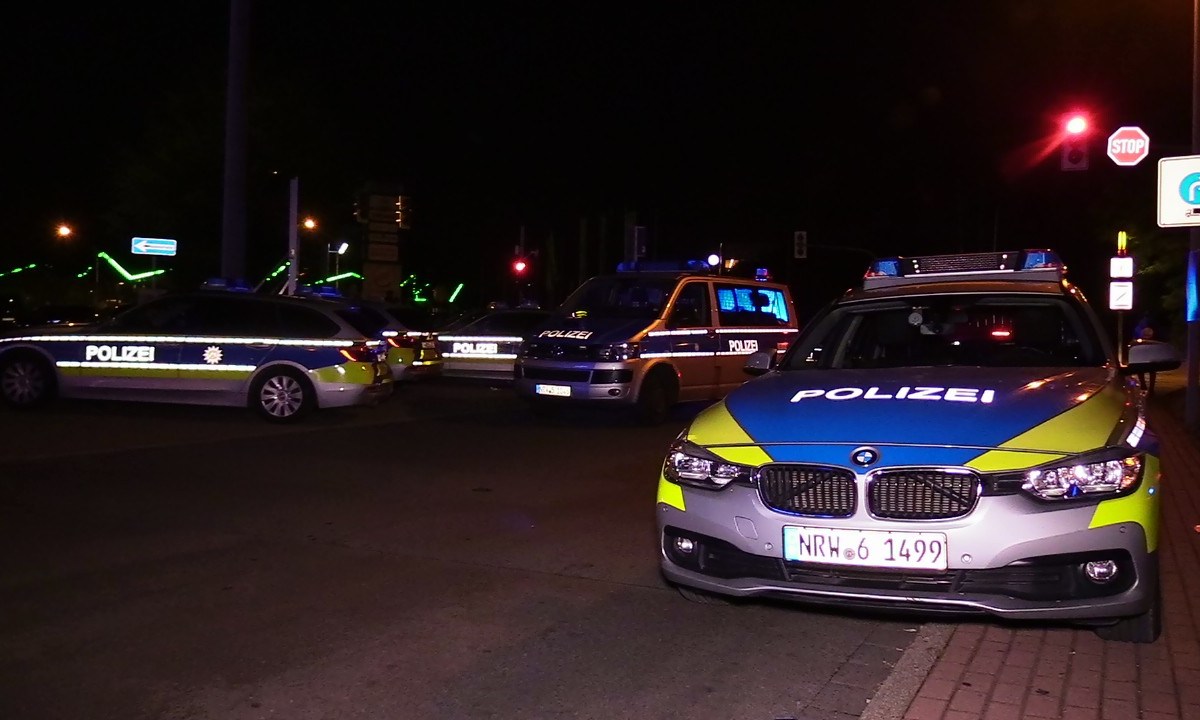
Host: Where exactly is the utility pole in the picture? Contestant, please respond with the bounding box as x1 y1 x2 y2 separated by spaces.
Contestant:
1188 0 1200 430
285 177 299 295
220 0 249 281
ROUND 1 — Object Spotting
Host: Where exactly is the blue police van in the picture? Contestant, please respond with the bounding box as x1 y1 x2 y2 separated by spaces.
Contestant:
514 261 799 423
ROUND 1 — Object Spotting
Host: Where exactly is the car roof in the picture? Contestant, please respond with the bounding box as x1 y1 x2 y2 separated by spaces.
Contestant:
842 279 1069 303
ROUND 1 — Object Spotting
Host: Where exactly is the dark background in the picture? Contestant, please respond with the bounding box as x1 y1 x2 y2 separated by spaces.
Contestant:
3 2 1193 317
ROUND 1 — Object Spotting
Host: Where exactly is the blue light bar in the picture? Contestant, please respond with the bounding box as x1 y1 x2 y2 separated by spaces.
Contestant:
862 249 1066 289
616 260 711 273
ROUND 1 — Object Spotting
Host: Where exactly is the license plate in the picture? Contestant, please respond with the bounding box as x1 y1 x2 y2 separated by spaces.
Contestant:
535 384 571 397
782 526 948 571
422 341 435 349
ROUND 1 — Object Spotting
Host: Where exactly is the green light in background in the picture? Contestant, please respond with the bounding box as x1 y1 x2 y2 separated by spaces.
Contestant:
267 262 290 279
448 283 464 303
314 272 363 283
97 252 166 282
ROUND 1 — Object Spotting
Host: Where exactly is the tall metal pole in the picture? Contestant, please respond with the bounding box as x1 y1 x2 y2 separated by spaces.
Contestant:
220 0 249 282
285 177 299 295
1187 0 1200 429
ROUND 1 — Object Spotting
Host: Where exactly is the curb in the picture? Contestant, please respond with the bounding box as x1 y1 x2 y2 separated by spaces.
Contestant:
860 622 955 720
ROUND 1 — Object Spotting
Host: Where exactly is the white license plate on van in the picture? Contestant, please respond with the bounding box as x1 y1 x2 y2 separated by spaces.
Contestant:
535 384 571 397
782 526 947 571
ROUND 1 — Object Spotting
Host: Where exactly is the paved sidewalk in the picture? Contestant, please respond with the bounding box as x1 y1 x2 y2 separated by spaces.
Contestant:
881 369 1200 720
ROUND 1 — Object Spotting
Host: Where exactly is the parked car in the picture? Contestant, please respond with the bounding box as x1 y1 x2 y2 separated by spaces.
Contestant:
437 308 552 381
514 260 799 424
657 248 1182 643
0 288 393 421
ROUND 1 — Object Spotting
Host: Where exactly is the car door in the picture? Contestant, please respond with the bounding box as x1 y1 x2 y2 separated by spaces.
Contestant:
660 280 720 402
713 281 795 396
74 296 186 393
173 296 279 399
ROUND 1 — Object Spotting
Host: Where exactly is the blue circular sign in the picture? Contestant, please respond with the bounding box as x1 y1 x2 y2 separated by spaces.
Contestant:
1179 173 1200 206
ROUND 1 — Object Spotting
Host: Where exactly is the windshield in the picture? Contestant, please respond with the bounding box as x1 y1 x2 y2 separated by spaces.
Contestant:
780 293 1107 370
558 276 677 320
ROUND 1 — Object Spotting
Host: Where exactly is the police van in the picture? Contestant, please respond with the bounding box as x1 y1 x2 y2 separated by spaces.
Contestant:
513 261 799 423
656 249 1181 642
0 289 393 422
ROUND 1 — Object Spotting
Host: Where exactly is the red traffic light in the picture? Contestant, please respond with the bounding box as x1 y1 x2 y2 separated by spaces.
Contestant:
513 259 528 274
1063 113 1089 135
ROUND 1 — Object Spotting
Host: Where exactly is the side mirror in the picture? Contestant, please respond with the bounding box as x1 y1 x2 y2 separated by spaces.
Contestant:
743 349 776 376
1125 339 1182 374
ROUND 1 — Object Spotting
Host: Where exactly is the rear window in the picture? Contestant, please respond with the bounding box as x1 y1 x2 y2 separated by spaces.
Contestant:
277 305 342 338
335 307 390 338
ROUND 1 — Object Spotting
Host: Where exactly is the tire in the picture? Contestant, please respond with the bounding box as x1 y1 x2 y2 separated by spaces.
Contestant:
250 367 315 422
635 371 677 426
0 353 55 409
677 585 732 605
1094 585 1162 643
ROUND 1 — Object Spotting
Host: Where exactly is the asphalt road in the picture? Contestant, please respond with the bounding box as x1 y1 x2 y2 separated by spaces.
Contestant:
0 381 919 720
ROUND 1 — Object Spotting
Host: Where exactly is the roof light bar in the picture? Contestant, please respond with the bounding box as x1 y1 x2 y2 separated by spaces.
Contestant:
863 249 1065 289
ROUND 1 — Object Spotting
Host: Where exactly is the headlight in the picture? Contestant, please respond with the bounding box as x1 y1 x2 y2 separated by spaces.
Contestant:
594 342 640 361
663 437 754 490
1022 449 1144 501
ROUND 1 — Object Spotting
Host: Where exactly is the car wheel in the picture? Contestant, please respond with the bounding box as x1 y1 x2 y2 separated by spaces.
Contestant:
1094 584 1162 643
635 371 677 426
677 585 732 605
0 353 55 409
250 368 314 422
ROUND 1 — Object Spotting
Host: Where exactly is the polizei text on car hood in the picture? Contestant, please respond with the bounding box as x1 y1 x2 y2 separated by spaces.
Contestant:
695 366 1135 471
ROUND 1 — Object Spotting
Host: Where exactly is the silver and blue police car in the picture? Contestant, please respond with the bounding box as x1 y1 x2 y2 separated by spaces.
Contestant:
657 249 1181 642
0 289 393 422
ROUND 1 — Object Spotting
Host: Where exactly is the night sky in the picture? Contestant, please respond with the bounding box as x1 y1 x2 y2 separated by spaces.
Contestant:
4 2 1194 309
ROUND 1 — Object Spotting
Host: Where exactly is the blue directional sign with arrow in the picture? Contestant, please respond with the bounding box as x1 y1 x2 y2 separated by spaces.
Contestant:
130 237 177 257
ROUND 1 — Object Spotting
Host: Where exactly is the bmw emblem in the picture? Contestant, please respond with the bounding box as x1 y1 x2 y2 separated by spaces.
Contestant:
851 447 879 467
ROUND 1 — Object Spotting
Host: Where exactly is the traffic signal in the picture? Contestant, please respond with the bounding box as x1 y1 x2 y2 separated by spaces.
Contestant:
1060 112 1090 171
512 258 528 275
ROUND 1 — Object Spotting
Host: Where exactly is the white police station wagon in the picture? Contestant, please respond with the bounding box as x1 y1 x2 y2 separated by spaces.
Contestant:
0 289 393 422
657 249 1181 642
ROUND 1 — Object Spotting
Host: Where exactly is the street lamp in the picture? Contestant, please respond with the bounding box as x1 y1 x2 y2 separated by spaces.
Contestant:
329 241 349 286
56 223 73 239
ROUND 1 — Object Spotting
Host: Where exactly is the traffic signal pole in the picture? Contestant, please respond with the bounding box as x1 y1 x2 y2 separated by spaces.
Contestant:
1188 0 1200 430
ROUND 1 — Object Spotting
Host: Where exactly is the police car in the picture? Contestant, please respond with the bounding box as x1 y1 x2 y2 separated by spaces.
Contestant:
299 292 443 382
514 261 799 424
657 249 1181 642
0 289 393 422
437 308 551 381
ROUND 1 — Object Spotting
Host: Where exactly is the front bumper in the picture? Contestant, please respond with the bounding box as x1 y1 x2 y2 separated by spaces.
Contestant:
514 359 639 404
657 480 1158 621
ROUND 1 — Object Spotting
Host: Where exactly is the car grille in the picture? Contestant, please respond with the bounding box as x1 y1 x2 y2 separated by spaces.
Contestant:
520 367 591 383
868 470 980 520
757 465 857 517
758 465 980 520
522 342 593 361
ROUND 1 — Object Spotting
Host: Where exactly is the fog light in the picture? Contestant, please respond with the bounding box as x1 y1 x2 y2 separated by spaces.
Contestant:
1083 560 1118 583
674 537 696 554
608 388 622 397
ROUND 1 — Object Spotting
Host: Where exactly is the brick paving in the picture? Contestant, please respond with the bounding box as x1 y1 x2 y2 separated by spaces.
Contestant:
897 370 1200 720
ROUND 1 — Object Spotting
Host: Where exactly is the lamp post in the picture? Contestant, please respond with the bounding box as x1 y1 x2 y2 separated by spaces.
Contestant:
330 241 349 287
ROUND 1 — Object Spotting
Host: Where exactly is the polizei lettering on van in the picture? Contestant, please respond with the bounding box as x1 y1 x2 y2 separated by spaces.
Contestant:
84 345 156 362
539 329 593 340
728 339 759 353
789 386 996 404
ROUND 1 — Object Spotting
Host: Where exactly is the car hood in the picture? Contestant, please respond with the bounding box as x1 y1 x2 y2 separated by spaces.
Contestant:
691 366 1135 471
527 317 652 345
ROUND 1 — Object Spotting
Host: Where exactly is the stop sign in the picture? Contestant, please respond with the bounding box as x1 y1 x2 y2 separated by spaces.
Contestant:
1107 126 1151 166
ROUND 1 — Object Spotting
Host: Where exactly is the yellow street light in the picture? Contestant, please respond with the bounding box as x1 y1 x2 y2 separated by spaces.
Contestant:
56 223 73 238
302 217 318 231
